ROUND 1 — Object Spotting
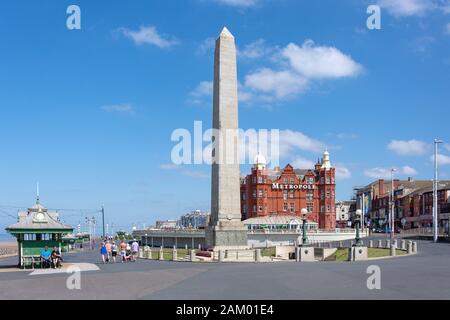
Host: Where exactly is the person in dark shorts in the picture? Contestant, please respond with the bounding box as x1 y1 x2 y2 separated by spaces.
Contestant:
51 247 62 269
111 242 118 263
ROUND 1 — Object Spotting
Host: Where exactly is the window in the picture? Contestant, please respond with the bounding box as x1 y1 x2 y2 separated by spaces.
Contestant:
242 193 246 200
253 205 257 212
290 178 294 184
321 190 325 200
290 190 294 199
307 177 314 184
306 190 314 202
307 205 313 213
290 203 295 213
258 190 263 198
283 178 288 184
321 205 325 213
252 190 257 199
252 177 256 184
283 190 288 201
243 205 247 213
326 190 330 199
326 177 330 184
24 234 36 241
321 177 325 184
283 202 288 212
258 176 263 184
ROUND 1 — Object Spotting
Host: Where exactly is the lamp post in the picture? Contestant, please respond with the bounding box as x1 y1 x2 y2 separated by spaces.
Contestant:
354 209 362 247
434 139 443 243
301 208 308 246
390 168 396 242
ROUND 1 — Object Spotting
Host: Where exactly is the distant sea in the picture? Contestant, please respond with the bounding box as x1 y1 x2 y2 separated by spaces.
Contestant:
0 234 14 242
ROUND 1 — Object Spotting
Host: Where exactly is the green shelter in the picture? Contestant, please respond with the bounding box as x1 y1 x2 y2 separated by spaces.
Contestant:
5 195 73 267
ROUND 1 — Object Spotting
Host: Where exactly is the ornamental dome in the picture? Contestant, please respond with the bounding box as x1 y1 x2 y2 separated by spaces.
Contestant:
253 153 267 170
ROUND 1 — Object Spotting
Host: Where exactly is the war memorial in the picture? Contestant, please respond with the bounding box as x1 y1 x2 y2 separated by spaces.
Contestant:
1 1 449 303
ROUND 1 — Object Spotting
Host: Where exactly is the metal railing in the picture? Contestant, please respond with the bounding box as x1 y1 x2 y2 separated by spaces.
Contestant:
400 227 449 237
248 228 363 235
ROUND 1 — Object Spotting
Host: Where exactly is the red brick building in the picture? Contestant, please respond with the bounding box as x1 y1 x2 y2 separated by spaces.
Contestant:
356 179 450 230
240 151 336 230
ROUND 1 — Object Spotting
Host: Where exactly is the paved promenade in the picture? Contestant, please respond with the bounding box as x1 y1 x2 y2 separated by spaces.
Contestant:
0 237 449 300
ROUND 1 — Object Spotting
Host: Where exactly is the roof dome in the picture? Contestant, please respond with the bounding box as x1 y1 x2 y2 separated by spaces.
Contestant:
253 153 267 170
254 153 266 165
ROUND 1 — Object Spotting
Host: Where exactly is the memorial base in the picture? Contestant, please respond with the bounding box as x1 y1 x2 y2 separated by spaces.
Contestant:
205 223 248 249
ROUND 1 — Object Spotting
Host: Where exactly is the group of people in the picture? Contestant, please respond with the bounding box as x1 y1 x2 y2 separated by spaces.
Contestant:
100 239 139 264
40 246 62 269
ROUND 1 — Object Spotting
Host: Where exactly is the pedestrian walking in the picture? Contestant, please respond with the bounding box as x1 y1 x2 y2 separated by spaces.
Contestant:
105 241 112 263
100 242 108 264
111 242 118 263
120 240 127 263
131 239 139 262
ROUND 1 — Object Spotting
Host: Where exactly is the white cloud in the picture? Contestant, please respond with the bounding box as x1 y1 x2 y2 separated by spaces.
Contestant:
378 0 435 17
238 39 273 59
336 167 352 180
291 157 315 169
212 0 260 7
281 41 363 79
191 39 362 106
387 139 429 156
190 81 213 98
402 165 418 176
364 166 418 179
101 104 135 114
120 25 178 48
244 69 309 100
278 130 326 154
188 81 213 105
431 154 450 165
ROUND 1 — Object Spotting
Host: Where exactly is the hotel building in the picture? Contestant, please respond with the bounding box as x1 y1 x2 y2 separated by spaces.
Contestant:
240 151 336 230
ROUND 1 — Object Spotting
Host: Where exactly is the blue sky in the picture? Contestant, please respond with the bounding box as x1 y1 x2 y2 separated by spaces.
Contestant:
1 0 450 233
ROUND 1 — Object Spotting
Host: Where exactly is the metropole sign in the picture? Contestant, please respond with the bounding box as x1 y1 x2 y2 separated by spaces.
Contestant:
272 183 316 190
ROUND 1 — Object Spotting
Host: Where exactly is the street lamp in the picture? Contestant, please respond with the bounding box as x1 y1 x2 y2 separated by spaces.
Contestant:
354 209 362 247
390 168 396 242
301 208 308 246
434 139 444 243
145 233 148 247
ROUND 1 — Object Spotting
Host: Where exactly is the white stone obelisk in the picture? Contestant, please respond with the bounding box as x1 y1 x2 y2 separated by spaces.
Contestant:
206 27 248 249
